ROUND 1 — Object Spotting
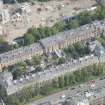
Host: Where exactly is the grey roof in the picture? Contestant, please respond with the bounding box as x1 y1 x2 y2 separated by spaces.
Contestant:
94 44 105 56
39 20 105 48
0 43 43 64
0 71 12 79
39 26 92 48
95 44 105 52
89 40 103 52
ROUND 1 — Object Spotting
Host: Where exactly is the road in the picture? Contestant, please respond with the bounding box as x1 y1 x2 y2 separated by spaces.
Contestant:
26 77 105 105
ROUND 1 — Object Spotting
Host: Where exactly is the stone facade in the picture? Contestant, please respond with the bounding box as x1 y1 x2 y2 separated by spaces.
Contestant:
0 71 13 88
39 20 105 53
0 20 105 71
0 43 43 71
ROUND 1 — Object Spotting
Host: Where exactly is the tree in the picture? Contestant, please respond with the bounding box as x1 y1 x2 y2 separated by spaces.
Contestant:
95 6 105 20
67 19 80 29
52 79 58 88
80 68 88 81
53 21 66 32
64 45 77 58
77 11 92 25
40 84 53 95
74 42 86 57
97 37 105 47
24 33 34 45
73 70 81 82
44 27 53 37
69 74 76 85
37 26 46 38
58 76 65 88
6 96 21 105
57 57 65 64
12 68 22 79
0 86 6 98
33 83 40 96
12 62 27 79
32 56 42 66
10 43 20 50
0 36 5 44
27 27 40 41
64 75 69 86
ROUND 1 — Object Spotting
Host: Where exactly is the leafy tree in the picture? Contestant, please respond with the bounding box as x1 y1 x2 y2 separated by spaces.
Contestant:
24 33 34 45
37 26 46 39
12 62 27 79
52 79 58 88
68 74 76 85
73 70 81 82
64 75 69 86
53 21 66 32
97 37 105 47
95 6 105 20
6 96 21 105
58 76 64 88
67 19 80 29
80 68 88 81
44 27 53 37
64 42 90 58
77 11 92 25
32 56 42 66
0 86 6 98
27 27 40 41
0 36 5 44
74 42 89 57
51 26 59 35
64 45 77 58
57 57 65 64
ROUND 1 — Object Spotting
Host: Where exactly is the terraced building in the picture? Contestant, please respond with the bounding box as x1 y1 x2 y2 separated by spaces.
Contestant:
0 20 105 71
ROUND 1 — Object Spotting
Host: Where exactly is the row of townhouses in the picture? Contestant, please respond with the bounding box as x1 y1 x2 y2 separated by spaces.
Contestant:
1 54 105 95
0 20 105 70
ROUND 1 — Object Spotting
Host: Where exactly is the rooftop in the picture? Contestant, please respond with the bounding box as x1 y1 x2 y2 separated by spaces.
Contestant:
0 43 43 64
40 20 105 48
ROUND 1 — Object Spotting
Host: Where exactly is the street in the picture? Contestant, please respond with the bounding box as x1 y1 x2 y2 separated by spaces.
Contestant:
26 77 105 105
